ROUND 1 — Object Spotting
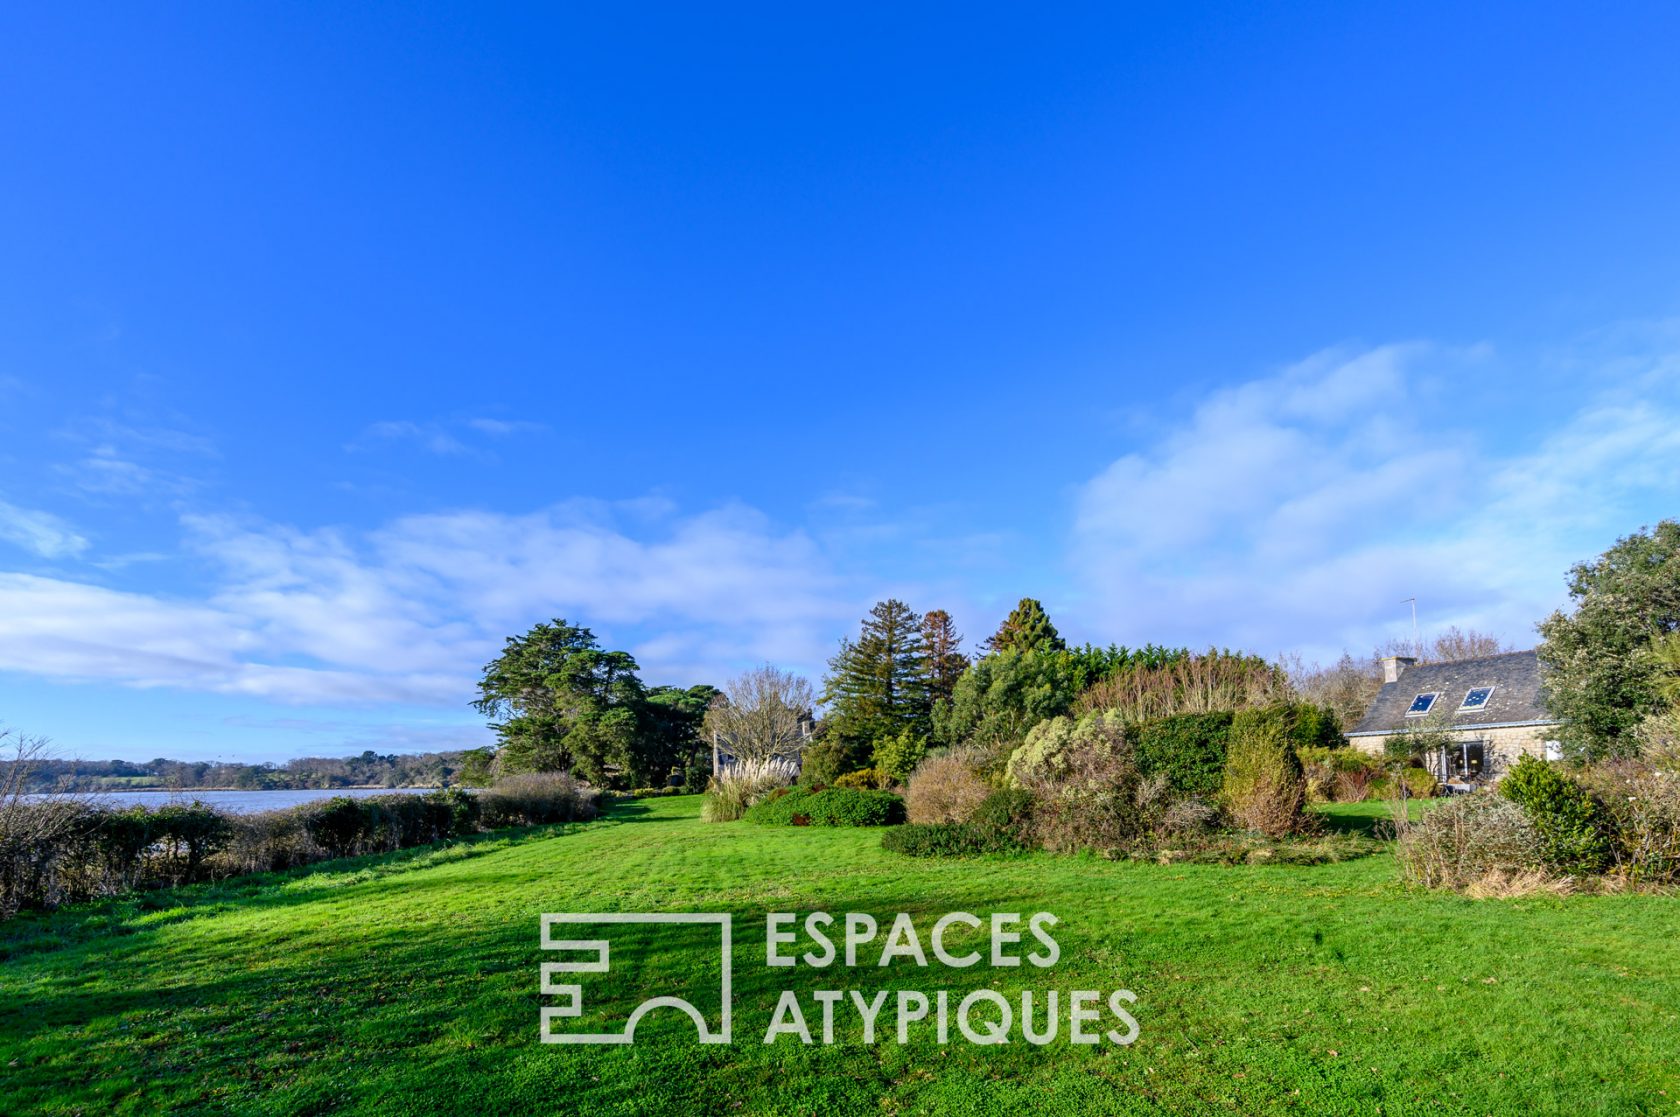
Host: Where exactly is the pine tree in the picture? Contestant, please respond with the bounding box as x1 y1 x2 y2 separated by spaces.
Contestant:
920 609 970 707
983 597 1066 655
822 599 932 745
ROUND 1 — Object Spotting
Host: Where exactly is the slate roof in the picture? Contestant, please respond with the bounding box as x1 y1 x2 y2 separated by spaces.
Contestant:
1348 649 1556 736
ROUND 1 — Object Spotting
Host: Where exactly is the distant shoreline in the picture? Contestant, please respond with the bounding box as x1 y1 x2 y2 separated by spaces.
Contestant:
34 785 450 795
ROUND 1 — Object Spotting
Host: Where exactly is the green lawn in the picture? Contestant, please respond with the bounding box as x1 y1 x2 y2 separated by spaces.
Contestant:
1 796 1675 1115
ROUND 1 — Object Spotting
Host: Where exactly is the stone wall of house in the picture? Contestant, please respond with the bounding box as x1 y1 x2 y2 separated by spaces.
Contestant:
1347 724 1559 780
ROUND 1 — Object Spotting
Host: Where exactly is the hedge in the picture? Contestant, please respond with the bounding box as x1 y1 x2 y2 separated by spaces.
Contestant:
742 787 906 827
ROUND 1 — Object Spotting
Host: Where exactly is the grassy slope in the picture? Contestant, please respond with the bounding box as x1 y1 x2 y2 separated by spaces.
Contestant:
0 797 1676 1116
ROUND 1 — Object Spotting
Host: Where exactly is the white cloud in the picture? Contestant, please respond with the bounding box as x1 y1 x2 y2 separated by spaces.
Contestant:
0 500 88 558
1071 342 1680 660
348 420 470 456
0 500 857 706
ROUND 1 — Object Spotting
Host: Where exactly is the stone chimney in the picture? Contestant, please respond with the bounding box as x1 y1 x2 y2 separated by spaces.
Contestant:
1381 655 1418 684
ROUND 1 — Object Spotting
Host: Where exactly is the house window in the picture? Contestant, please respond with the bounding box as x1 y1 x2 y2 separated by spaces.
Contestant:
1458 687 1494 712
1405 692 1438 717
1438 740 1486 780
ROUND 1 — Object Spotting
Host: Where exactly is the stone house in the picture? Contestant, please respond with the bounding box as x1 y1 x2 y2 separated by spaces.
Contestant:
1346 649 1563 785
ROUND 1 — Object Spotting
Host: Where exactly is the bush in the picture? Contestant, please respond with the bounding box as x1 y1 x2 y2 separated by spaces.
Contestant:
479 773 600 828
797 737 871 788
743 788 905 826
882 821 1028 857
1499 756 1614 874
871 731 928 785
905 754 991 824
1580 761 1680 882
1370 767 1441 801
1221 706 1308 838
1005 711 1129 790
968 789 1036 844
1396 793 1545 890
702 758 796 822
1131 711 1233 798
832 767 886 790
628 786 688 798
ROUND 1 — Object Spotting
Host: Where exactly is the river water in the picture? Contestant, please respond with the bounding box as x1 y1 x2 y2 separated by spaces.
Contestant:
27 787 445 814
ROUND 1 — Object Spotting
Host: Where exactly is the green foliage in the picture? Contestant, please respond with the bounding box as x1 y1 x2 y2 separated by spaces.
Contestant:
472 620 651 785
1221 706 1309 837
797 735 871 787
968 788 1036 841
742 787 906 826
881 788 1035 856
640 683 721 788
831 767 885 790
1538 521 1680 760
932 647 1085 753
822 599 933 747
983 597 1066 654
920 609 970 707
1131 711 1234 798
1370 767 1440 799
1004 710 1128 789
870 730 928 784
1499 756 1614 873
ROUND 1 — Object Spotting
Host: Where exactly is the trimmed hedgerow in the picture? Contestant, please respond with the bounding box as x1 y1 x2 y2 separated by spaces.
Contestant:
742 787 905 827
1131 711 1234 798
883 789 1035 857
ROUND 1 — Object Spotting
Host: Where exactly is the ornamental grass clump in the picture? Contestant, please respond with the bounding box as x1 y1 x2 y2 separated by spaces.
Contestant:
700 758 796 822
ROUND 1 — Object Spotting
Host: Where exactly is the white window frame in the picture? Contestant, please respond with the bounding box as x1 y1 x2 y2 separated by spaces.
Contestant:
1404 692 1439 718
1457 686 1495 713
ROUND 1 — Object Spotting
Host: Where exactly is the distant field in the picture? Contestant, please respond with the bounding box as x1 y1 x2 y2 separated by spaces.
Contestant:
1 796 1675 1115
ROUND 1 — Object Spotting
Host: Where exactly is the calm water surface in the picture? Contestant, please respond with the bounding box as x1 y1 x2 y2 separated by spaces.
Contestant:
30 787 444 813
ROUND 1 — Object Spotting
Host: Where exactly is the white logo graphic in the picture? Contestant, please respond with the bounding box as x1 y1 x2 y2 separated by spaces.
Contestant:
539 913 733 1044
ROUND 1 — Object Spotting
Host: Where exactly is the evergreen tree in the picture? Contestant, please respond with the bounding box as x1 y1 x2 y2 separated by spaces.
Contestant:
920 609 970 707
983 597 1067 654
1538 520 1680 760
472 619 649 785
822 599 932 745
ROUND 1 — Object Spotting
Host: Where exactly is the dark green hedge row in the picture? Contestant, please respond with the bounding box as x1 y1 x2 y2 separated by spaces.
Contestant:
743 787 906 826
1131 703 1341 798
882 790 1034 857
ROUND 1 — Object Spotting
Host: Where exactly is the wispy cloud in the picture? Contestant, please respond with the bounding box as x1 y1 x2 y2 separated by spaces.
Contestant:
0 499 858 706
1071 340 1680 660
347 416 546 456
0 500 89 558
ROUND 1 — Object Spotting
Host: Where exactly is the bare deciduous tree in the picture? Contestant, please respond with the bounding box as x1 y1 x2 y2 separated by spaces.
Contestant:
702 666 815 768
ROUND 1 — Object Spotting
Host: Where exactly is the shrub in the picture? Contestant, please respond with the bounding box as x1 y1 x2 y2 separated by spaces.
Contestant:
479 773 600 828
968 789 1036 844
881 821 1028 857
832 767 886 790
905 754 991 824
1499 755 1615 874
797 737 870 788
1005 711 1129 790
743 788 906 826
628 786 688 798
701 758 796 822
1396 794 1545 890
871 731 928 785
1221 706 1308 837
1579 761 1680 882
1371 767 1441 801
1074 651 1294 722
1131 711 1233 798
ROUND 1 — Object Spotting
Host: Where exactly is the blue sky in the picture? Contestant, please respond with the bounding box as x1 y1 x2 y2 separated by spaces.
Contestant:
3 3 1680 762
